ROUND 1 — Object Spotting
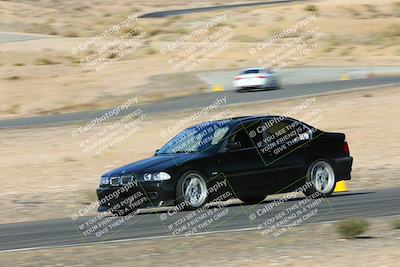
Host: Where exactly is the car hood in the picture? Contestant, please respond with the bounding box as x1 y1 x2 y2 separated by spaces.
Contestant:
103 153 201 177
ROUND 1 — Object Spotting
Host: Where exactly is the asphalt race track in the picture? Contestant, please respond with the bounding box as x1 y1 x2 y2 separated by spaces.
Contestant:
2 0 400 257
0 187 399 252
139 0 301 18
0 32 50 44
1 75 400 129
1 73 399 253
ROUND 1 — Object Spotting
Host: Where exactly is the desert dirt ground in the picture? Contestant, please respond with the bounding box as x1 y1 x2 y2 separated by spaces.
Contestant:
1 216 399 267
1 1 400 266
0 85 399 224
0 0 399 118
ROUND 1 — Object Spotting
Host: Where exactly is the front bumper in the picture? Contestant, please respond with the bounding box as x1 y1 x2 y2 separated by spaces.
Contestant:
96 180 175 212
333 156 353 181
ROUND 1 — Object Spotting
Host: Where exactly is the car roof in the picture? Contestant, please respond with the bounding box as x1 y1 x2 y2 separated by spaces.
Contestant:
188 115 317 136
200 115 290 125
225 116 316 132
230 115 287 123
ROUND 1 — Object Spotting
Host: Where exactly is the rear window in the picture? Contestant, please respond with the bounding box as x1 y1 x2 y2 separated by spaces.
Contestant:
241 69 261 74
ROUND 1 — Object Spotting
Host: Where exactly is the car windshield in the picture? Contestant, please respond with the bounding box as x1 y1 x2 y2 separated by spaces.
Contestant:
157 120 231 154
241 69 262 74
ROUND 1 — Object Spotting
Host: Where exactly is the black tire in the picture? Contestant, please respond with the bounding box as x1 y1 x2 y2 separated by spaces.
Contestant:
175 171 208 210
304 159 336 198
239 195 267 205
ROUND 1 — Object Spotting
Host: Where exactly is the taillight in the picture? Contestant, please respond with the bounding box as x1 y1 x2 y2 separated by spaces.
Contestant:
234 77 242 80
343 141 350 155
256 75 267 79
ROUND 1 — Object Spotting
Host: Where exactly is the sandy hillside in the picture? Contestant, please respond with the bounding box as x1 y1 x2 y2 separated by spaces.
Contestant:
0 0 399 118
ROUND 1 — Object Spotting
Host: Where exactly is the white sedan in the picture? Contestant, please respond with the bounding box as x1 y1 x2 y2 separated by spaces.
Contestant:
233 68 280 92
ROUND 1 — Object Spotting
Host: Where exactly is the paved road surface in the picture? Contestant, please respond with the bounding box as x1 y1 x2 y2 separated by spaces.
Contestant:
199 66 400 91
140 0 301 18
0 187 399 252
0 32 51 44
1 75 400 129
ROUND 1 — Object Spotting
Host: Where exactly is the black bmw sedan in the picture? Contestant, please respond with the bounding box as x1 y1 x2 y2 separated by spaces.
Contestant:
97 116 353 215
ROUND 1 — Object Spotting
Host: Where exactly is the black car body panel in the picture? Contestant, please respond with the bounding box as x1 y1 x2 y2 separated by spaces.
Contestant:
97 116 353 212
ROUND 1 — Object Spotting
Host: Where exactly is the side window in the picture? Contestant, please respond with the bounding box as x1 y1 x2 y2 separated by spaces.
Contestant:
263 119 312 147
231 120 264 149
265 121 297 145
211 126 230 145
297 123 313 140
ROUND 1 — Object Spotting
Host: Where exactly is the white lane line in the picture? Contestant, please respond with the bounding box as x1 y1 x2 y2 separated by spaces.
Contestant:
0 227 258 253
2 214 400 253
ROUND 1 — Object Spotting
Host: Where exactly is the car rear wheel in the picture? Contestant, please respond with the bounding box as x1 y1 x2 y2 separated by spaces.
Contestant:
176 171 208 210
239 195 267 205
304 159 336 197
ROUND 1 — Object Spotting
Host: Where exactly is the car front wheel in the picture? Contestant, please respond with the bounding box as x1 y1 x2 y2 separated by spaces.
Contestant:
175 171 208 210
304 159 336 197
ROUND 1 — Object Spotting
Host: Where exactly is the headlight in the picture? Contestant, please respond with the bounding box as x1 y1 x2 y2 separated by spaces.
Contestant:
100 176 110 185
143 172 171 181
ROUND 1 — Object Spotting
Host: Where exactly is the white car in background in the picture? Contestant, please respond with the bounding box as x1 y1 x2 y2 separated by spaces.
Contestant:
233 67 280 92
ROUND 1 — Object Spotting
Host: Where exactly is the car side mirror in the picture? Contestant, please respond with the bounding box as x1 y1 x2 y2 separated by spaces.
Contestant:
155 149 159 155
226 141 241 151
